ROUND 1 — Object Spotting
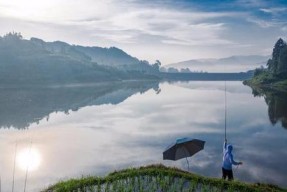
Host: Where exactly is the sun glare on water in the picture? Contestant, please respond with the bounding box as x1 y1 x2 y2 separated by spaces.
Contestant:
17 148 41 171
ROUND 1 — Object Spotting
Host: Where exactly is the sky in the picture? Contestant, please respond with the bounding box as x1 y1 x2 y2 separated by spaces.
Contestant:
0 0 287 65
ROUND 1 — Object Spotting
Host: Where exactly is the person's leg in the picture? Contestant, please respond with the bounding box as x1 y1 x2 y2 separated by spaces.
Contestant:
222 168 227 180
227 170 234 181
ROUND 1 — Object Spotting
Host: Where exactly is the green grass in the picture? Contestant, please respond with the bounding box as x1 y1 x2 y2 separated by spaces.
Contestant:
243 71 287 91
42 164 286 192
244 71 276 85
274 79 287 87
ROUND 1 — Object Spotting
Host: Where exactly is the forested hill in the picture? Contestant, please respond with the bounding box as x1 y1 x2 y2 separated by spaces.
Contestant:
244 38 287 90
0 32 160 85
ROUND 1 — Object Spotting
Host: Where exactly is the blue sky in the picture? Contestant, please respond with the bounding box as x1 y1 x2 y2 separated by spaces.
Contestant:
0 0 286 65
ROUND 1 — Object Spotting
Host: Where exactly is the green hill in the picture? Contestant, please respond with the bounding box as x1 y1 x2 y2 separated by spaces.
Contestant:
0 32 160 85
43 165 286 192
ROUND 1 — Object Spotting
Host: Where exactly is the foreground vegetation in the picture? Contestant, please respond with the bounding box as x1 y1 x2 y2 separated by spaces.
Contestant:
43 164 285 192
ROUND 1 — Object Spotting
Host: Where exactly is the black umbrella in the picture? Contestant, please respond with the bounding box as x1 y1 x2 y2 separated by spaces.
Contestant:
163 137 205 170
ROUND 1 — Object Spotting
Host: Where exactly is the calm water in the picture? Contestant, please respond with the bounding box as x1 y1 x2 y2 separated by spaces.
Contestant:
0 81 286 191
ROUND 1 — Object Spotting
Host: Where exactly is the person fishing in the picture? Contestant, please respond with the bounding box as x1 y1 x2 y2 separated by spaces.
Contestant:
222 139 243 181
222 81 242 181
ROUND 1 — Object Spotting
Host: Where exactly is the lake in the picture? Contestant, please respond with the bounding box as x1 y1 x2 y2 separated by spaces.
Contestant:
0 81 286 192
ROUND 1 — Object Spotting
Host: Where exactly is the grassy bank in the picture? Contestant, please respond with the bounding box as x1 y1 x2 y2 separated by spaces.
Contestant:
42 164 285 192
243 71 287 92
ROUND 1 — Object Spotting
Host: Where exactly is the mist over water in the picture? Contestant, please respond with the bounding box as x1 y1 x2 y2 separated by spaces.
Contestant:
0 81 286 191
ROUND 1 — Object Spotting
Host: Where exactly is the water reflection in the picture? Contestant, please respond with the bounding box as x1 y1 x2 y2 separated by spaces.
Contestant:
0 81 160 129
248 85 287 129
0 81 286 191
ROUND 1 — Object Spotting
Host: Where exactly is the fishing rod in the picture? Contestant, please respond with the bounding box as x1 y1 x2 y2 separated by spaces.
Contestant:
224 81 227 141
224 82 242 171
12 142 18 192
23 140 32 192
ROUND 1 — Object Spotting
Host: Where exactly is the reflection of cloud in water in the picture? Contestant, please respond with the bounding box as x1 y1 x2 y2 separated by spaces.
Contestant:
229 120 287 185
239 118 267 130
0 81 287 191
172 81 253 94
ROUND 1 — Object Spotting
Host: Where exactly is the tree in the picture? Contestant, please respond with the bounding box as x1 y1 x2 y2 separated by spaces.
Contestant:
160 67 167 72
3 32 23 40
167 67 179 73
278 46 287 75
254 67 265 76
155 60 161 66
266 38 287 75
151 60 161 73
180 68 191 73
270 38 286 74
266 59 273 71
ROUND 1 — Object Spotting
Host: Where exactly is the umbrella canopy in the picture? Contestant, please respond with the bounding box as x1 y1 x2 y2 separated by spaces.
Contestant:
163 137 205 161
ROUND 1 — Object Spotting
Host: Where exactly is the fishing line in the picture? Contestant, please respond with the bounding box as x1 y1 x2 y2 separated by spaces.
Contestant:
0 152 1 192
12 142 18 192
23 140 32 192
12 141 18 192
23 127 36 192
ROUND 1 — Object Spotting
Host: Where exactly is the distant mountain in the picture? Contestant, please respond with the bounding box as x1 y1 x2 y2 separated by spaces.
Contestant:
30 38 141 68
164 55 270 73
0 32 159 85
30 37 160 72
74 46 140 68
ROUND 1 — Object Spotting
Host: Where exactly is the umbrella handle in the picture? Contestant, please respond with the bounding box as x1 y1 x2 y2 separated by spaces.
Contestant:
185 157 190 171
183 147 190 171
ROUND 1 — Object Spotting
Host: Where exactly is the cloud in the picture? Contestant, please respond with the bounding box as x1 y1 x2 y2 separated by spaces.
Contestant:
91 31 137 44
260 7 287 14
282 26 287 32
236 0 267 7
246 17 287 29
74 7 238 46
0 0 240 47
0 0 285 64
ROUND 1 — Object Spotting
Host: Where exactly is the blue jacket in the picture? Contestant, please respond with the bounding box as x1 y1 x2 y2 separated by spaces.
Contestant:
222 141 240 170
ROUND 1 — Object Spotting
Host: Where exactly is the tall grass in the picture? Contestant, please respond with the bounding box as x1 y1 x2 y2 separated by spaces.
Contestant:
43 164 286 192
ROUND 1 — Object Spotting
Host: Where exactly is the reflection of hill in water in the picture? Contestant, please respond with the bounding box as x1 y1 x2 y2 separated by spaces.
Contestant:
250 86 287 129
0 81 159 129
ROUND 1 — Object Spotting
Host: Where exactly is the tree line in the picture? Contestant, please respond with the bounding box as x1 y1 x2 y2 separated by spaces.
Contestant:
266 38 287 77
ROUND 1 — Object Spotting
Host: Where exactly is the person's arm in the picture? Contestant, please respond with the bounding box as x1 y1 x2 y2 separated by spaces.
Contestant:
229 154 243 165
223 139 227 154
